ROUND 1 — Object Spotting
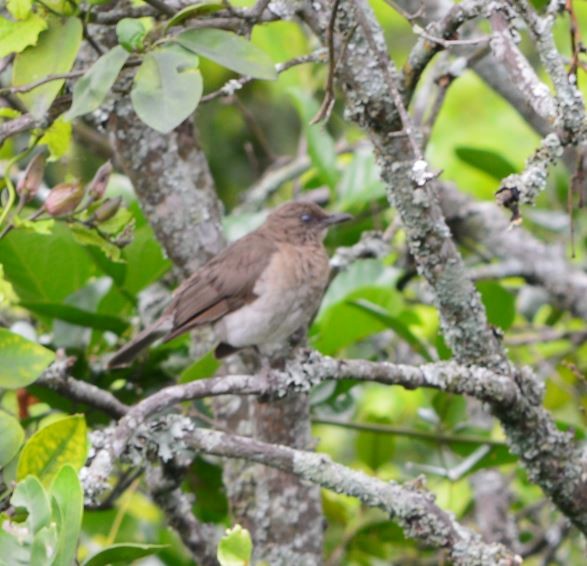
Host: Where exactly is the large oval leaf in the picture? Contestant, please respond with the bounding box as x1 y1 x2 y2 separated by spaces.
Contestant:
0 410 25 467
82 543 168 566
17 414 87 486
0 328 54 389
0 222 96 303
21 301 128 334
176 28 277 80
131 46 202 134
11 475 51 534
51 464 83 566
65 46 129 121
454 146 517 181
12 16 82 117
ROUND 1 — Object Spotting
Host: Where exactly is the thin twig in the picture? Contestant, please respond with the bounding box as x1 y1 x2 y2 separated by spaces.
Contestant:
351 0 422 159
311 0 342 125
201 49 327 103
565 0 582 84
0 71 85 96
312 416 506 446
413 25 491 48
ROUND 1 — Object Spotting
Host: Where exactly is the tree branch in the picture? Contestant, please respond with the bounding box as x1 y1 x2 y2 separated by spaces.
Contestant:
184 428 520 565
299 0 587 535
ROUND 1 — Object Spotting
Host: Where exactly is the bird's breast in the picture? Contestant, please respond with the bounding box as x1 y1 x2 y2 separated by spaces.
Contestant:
215 243 330 349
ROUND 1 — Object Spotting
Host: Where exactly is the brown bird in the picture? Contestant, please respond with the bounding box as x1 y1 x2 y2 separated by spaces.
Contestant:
108 201 352 368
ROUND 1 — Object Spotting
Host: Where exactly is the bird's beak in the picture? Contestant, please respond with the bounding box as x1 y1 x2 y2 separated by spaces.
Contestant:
322 212 353 226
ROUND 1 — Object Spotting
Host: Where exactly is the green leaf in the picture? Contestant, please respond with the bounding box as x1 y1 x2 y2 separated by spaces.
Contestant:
39 118 71 161
0 222 96 303
0 411 25 467
431 392 467 428
289 88 338 189
0 328 55 389
314 289 402 355
51 465 83 566
7 0 32 20
121 223 171 293
12 16 82 118
131 46 202 134
31 525 57 566
11 475 51 534
166 1 223 29
348 299 433 362
82 543 168 566
16 415 88 487
65 46 129 121
455 146 517 180
476 281 516 330
176 28 277 80
312 260 402 354
0 14 47 58
337 149 385 210
21 301 129 334
217 525 252 566
180 352 220 383
0 529 31 565
116 18 146 52
69 223 123 263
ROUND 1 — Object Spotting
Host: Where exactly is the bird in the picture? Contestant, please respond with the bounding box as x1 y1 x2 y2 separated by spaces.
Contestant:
108 201 352 368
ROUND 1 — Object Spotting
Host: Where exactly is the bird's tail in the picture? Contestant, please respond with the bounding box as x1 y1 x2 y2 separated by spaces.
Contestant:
108 317 171 368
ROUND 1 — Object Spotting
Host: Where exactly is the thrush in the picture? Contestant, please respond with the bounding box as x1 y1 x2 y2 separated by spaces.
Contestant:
108 201 352 368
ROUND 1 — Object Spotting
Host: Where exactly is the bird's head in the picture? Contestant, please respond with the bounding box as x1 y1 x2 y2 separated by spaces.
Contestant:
264 201 352 244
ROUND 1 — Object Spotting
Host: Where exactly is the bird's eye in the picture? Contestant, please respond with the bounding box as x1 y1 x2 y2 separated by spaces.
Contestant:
300 213 313 223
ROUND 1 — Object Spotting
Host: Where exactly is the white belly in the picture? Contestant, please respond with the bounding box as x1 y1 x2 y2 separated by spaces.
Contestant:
216 286 312 348
214 243 329 350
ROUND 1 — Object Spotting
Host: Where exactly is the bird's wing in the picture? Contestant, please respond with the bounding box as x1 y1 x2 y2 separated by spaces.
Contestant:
163 230 276 341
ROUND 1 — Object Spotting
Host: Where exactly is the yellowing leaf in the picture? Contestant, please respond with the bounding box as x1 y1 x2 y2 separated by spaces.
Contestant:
0 328 55 389
0 14 47 58
70 223 124 262
17 415 88 486
39 118 72 161
0 265 18 307
7 0 32 20
12 216 55 235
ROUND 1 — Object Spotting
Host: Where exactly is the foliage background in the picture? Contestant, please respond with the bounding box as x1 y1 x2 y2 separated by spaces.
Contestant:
1 0 587 564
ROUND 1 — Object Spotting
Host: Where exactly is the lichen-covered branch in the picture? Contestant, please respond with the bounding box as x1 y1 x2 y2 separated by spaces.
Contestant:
110 101 225 277
498 133 563 205
37 358 128 419
507 0 586 139
108 77 324 563
85 352 521 485
299 0 587 535
488 11 557 124
184 428 519 565
439 182 587 319
85 413 519 565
